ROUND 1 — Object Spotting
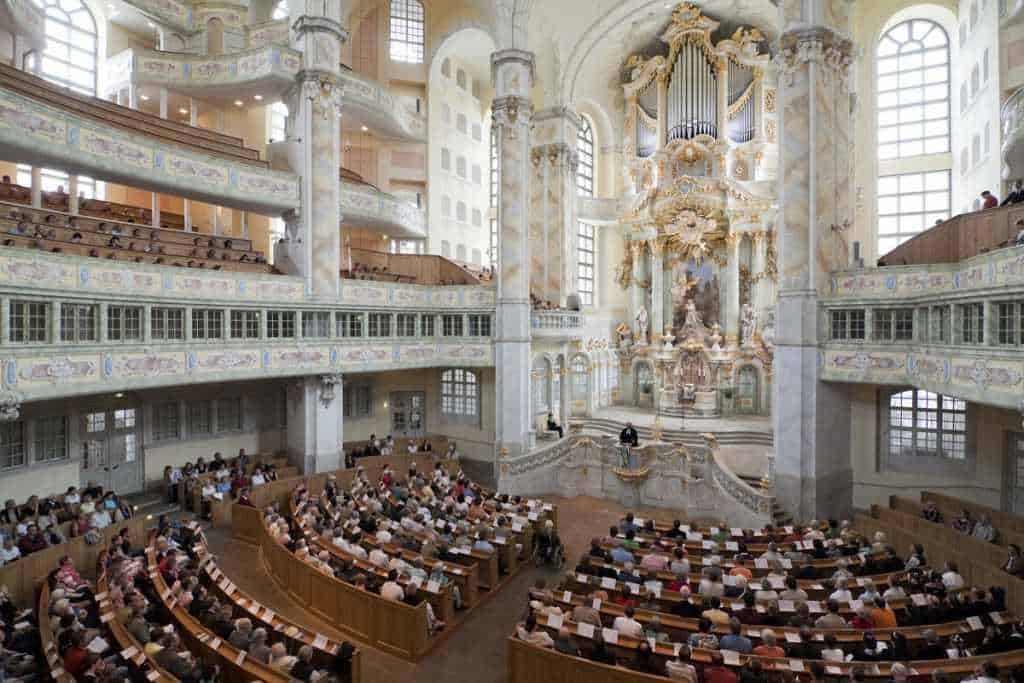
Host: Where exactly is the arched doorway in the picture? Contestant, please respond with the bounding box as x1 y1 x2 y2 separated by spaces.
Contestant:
571 355 590 417
206 18 224 55
736 365 760 415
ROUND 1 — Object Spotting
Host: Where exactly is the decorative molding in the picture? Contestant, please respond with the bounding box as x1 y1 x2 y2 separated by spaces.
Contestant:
774 27 855 89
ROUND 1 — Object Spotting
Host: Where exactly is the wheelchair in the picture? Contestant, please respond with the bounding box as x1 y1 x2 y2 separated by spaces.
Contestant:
533 530 565 569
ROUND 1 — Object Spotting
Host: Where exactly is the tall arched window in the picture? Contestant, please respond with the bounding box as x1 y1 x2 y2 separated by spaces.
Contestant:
441 368 478 418
577 117 594 197
271 0 288 20
876 18 951 255
269 102 288 143
389 0 424 64
877 19 950 160
37 0 97 95
489 125 498 266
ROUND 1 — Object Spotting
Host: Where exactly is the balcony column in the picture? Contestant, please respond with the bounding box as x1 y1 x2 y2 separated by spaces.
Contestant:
773 0 857 521
649 239 665 344
68 175 79 216
283 0 346 301
530 108 580 306
559 350 570 433
492 48 535 468
722 232 742 347
159 88 168 119
286 375 344 474
751 230 766 320
151 195 161 229
30 167 41 209
629 240 647 343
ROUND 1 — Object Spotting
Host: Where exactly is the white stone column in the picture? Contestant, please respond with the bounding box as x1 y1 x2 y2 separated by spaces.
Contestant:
723 232 742 346
751 230 766 318
151 195 161 229
286 376 343 473
773 0 856 521
68 175 79 215
650 240 664 343
559 352 570 431
283 0 346 300
159 88 168 119
30 167 41 209
629 241 646 341
492 48 535 463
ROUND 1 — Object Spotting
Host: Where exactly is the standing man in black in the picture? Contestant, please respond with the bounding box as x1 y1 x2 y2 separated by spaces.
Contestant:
618 422 639 468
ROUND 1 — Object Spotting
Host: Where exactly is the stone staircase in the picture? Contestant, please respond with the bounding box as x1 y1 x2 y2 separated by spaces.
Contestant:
574 416 789 524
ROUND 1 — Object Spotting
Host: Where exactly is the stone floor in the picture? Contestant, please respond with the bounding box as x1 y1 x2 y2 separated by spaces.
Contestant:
204 494 707 683
590 406 773 433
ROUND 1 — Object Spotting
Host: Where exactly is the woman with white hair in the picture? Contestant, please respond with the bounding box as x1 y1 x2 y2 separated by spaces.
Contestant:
228 617 253 650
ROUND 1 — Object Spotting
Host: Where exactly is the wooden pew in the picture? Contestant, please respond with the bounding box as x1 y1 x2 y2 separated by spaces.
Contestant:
39 581 76 683
96 570 178 682
256 515 433 660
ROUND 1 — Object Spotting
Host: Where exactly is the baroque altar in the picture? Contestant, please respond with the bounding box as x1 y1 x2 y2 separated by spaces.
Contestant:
613 3 778 417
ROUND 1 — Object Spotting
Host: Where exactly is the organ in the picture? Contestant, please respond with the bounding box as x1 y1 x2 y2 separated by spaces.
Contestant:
623 3 769 159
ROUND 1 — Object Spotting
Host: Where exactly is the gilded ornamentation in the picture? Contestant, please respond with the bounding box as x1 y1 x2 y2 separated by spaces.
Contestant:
774 28 855 90
765 119 776 143
764 89 776 113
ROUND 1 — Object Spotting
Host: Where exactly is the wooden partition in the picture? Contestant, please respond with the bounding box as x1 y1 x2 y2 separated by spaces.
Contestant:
858 508 1024 617
880 203 1024 265
348 248 479 285
922 491 1024 538
508 638 667 683
39 582 76 683
259 521 431 659
0 516 145 607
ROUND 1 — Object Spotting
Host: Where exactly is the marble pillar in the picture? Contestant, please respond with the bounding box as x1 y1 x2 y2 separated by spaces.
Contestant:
285 375 343 473
723 233 742 346
751 231 766 320
30 167 40 209
530 108 580 306
68 175 79 216
629 241 646 343
773 0 856 521
650 240 665 343
492 49 535 461
284 0 346 300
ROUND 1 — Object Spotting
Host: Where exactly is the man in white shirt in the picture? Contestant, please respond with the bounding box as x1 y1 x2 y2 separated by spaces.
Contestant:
882 583 907 602
0 537 20 565
376 528 393 544
380 570 404 601
828 579 852 604
90 507 112 530
941 561 966 590
369 548 390 568
612 606 643 639
962 661 1000 683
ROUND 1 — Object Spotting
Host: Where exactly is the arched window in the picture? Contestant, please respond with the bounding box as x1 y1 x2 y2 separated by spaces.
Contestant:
577 117 594 197
389 0 424 64
271 0 288 20
876 18 951 255
877 19 950 161
441 369 478 417
36 0 97 95
887 389 966 460
571 356 589 404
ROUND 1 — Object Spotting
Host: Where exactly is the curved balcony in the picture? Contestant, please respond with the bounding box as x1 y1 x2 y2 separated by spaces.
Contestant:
0 0 45 50
105 46 302 103
338 67 427 143
341 178 426 238
530 310 584 340
247 20 290 49
1002 86 1024 179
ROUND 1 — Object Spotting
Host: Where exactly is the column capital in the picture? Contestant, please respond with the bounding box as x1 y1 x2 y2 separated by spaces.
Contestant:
724 231 744 248
774 26 855 88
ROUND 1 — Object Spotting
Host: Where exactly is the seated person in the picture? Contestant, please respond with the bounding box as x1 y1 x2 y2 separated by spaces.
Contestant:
545 412 563 439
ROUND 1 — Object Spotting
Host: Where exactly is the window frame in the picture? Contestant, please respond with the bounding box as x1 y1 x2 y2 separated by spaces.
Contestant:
829 309 867 341
107 305 142 343
9 300 49 343
881 388 972 475
151 307 185 341
441 368 479 420
230 310 261 340
577 116 595 197
191 309 224 341
60 303 97 343
389 0 424 64
577 223 595 306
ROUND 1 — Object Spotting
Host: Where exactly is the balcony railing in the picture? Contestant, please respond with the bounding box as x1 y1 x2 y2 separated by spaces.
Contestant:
531 311 584 338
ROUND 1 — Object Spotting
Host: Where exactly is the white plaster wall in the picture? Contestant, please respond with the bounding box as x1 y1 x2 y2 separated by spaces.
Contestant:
957 0 1002 211
0 461 81 503
427 50 494 265
849 385 1020 509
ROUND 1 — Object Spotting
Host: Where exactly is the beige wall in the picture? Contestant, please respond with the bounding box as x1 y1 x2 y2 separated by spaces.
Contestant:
144 429 282 482
0 461 81 504
342 367 496 462
850 384 1020 510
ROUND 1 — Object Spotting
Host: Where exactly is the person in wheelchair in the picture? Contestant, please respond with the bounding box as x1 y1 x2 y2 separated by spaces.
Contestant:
534 519 564 567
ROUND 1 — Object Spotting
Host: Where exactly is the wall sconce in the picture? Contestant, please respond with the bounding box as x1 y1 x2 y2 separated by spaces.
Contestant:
830 219 852 233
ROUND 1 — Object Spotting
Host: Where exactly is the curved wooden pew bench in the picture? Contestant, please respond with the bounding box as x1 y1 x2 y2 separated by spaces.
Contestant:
39 581 77 683
96 569 179 683
189 534 363 681
507 636 1024 682
257 513 433 660
145 545 296 683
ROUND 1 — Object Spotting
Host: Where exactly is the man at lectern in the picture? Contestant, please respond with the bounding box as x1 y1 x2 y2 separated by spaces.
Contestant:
619 422 639 447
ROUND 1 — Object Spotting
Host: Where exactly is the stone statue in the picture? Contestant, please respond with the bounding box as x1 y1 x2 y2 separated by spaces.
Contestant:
615 322 634 351
679 300 706 344
741 303 756 347
707 323 723 350
635 305 649 344
761 311 776 351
